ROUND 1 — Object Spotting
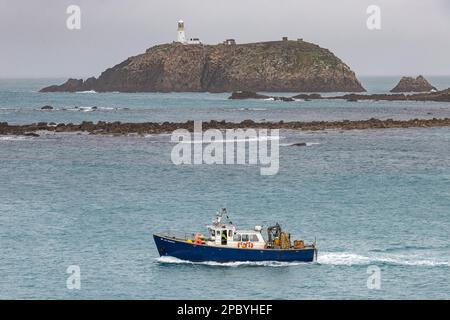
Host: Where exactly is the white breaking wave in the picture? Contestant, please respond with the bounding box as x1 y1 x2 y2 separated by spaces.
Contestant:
63 106 122 112
317 252 449 267
76 90 97 93
0 136 32 141
237 108 267 111
65 107 95 112
78 107 95 112
144 133 173 137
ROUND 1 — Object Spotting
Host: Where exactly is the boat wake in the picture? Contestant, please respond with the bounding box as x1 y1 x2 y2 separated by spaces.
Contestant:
156 253 449 268
317 252 449 267
156 256 309 267
369 244 450 253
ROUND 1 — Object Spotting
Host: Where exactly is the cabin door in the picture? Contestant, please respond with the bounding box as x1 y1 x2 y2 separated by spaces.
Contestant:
221 230 227 245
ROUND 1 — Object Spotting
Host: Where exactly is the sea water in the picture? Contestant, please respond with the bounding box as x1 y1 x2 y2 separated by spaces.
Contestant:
0 78 449 299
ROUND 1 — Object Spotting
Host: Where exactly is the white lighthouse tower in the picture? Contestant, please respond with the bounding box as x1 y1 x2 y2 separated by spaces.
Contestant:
177 20 186 44
176 20 202 45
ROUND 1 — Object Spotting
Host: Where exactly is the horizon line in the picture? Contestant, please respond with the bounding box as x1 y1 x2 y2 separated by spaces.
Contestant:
2 75 450 80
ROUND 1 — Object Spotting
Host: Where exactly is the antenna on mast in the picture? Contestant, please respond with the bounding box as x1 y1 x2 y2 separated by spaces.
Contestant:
214 207 233 225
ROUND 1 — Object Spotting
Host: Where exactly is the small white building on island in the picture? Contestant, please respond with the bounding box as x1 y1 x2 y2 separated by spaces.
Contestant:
176 20 202 45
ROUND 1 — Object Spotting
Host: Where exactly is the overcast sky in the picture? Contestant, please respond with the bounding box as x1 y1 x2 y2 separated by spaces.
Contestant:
0 0 449 78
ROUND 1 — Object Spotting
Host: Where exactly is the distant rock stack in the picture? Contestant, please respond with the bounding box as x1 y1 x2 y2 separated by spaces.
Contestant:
390 75 437 93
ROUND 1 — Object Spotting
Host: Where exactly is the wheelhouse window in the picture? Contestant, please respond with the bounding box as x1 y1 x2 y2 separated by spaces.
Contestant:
233 234 241 241
241 234 249 242
228 230 233 237
250 234 259 242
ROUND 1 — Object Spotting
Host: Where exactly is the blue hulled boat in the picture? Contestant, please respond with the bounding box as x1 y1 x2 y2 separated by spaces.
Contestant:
154 208 317 262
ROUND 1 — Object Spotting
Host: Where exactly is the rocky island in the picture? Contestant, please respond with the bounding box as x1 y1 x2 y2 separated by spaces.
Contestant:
390 75 437 92
40 39 365 93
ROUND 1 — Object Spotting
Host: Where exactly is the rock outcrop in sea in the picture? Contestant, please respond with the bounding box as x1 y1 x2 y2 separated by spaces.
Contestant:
3 118 450 137
40 40 365 93
390 75 437 92
228 91 294 101
329 88 450 102
228 88 450 102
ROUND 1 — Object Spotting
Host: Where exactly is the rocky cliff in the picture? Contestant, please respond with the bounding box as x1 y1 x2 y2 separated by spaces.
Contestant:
390 75 436 92
40 40 365 93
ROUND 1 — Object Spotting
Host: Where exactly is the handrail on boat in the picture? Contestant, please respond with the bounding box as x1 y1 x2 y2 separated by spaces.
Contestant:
163 230 199 241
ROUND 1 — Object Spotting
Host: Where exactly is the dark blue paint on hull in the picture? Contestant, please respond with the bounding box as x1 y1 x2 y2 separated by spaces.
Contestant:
154 234 316 262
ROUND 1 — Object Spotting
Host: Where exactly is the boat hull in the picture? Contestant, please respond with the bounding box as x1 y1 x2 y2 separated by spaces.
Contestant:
153 234 316 262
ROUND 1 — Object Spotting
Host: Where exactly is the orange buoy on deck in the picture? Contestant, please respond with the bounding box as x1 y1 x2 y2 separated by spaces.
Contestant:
194 233 202 244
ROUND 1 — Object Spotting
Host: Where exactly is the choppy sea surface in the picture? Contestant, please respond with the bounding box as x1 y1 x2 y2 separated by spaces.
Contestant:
0 77 449 299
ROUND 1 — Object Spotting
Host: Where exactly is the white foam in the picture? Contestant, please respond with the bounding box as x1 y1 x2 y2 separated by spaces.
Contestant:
79 107 95 112
144 133 173 138
317 252 449 267
238 108 267 111
65 107 93 112
156 256 307 267
76 90 97 93
317 252 372 265
0 136 31 141
376 256 449 267
157 253 448 268
64 106 123 112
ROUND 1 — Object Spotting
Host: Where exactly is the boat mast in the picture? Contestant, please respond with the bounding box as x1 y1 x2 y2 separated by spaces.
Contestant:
213 208 233 226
